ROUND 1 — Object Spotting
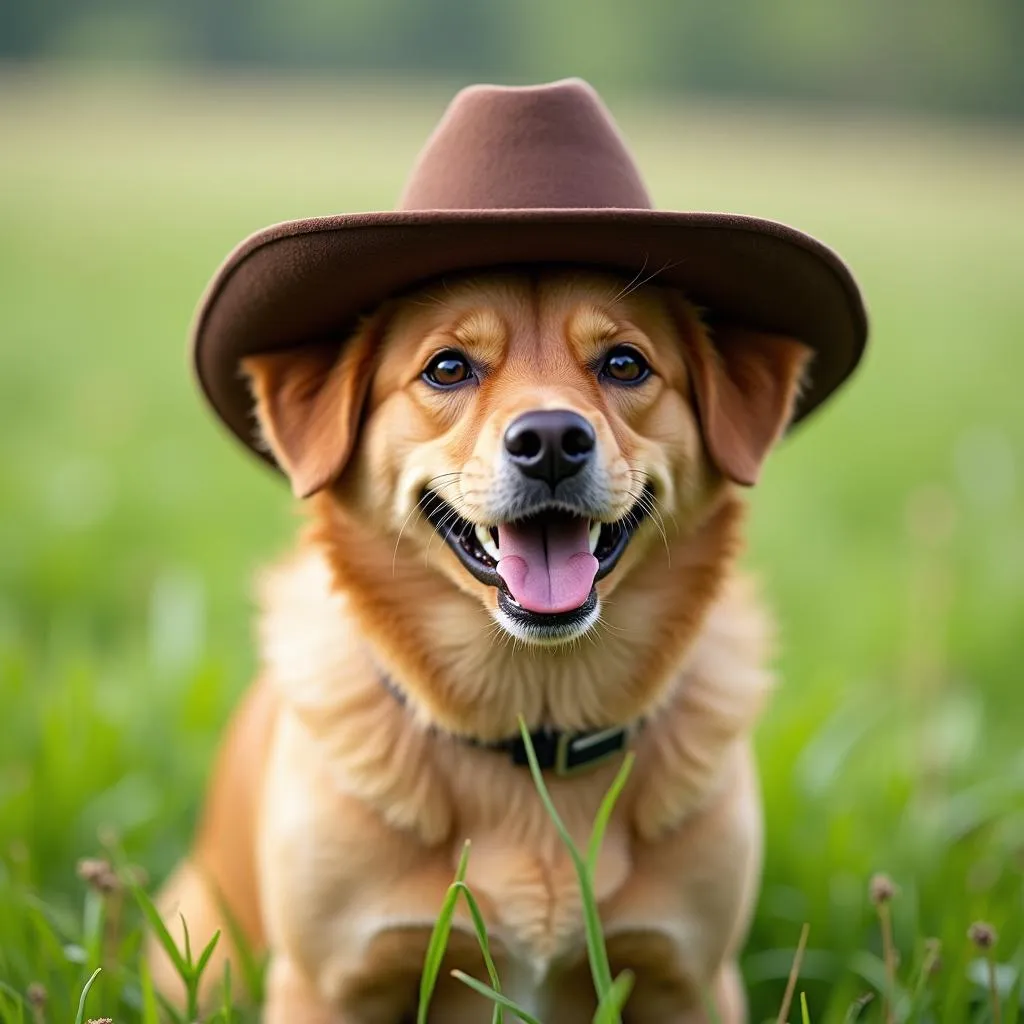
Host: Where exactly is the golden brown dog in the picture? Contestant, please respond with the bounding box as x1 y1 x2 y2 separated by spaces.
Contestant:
149 268 810 1023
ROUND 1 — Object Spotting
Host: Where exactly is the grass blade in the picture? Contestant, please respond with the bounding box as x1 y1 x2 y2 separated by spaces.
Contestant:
155 986 188 1024
516 719 578 855
1005 977 1020 1024
417 886 464 1022
592 969 635 1023
222 957 234 1024
138 953 160 1024
181 912 194 969
518 718 613 997
585 753 635 876
82 888 106 972
577 879 614 1002
25 901 73 971
452 882 503 1024
213 883 267 1005
907 938 941 1020
800 990 811 1024
178 913 202 1021
134 886 189 980
0 985 26 1024
0 985 24 1020
451 971 543 1024
74 967 102 1024
700 984 724 1024
194 929 222 985
0 985 23 1006
417 841 471 1024
842 993 874 1024
776 923 810 1024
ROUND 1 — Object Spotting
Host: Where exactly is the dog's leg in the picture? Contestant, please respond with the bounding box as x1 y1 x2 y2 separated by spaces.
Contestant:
145 858 230 1009
147 680 280 1014
426 975 507 1024
699 961 746 1024
618 960 746 1024
264 957 335 1024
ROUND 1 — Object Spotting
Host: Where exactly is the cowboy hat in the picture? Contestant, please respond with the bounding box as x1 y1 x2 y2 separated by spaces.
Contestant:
191 77 868 472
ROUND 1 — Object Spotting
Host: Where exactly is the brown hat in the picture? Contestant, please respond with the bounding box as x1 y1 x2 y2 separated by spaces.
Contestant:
192 78 868 472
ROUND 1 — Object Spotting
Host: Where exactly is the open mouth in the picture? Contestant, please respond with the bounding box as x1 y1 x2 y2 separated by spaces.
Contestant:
422 486 653 626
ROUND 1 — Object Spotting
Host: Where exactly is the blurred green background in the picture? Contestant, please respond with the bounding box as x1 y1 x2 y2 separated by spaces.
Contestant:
1 4 1023 1021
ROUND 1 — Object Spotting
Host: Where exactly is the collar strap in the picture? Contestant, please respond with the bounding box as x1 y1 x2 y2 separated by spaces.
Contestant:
378 674 634 776
471 724 632 776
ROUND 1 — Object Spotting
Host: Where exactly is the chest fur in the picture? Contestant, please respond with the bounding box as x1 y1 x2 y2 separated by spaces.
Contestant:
462 812 632 958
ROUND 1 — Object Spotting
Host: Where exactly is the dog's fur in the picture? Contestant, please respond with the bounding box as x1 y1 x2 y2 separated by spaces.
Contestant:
149 270 811 1023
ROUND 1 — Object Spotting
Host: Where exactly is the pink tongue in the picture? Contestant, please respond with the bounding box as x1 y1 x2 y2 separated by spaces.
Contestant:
496 517 599 614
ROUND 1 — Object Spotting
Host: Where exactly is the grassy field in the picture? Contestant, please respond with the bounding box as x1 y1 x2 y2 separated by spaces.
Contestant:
1 67 1022 1022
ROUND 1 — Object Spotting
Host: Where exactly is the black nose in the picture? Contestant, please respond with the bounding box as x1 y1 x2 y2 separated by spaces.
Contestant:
503 410 596 489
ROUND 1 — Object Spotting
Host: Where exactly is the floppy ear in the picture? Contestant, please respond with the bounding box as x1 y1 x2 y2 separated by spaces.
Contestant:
680 312 813 486
241 315 384 499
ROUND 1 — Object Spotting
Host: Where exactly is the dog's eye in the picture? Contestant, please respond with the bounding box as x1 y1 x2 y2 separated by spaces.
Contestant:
601 345 651 384
423 350 474 387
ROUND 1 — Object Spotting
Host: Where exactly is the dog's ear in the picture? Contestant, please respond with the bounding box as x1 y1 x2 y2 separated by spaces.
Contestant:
241 314 385 499
673 303 813 486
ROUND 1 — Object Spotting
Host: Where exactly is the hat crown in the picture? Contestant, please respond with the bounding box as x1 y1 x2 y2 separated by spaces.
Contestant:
399 78 654 212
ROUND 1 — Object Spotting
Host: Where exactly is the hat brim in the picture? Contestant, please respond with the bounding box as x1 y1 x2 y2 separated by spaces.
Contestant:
192 208 868 472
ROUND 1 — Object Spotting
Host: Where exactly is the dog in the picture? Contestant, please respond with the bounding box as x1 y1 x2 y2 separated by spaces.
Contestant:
149 267 813 1023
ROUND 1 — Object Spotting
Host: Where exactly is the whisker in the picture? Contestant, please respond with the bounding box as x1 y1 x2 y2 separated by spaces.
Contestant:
641 499 671 541
596 609 628 636
627 486 666 526
424 504 466 562
626 487 671 566
621 473 667 528
582 620 606 649
429 499 468 537
427 482 466 504
394 486 463 575
624 464 678 530
392 500 427 576
618 258 685 301
486 620 514 653
607 255 649 306
424 471 463 486
422 474 465 499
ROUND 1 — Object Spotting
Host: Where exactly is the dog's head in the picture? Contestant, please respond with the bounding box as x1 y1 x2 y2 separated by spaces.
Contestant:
244 270 810 647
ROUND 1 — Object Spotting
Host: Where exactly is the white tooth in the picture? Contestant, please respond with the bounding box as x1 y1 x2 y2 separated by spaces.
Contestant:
476 524 500 562
589 521 602 554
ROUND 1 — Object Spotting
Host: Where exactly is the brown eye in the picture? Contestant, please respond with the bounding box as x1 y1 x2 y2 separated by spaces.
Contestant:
423 350 473 388
601 345 651 384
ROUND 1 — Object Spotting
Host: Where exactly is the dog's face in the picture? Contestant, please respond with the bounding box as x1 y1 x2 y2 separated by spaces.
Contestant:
244 270 810 646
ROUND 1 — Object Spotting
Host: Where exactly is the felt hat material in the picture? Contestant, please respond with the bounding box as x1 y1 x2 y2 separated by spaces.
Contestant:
191 78 868 471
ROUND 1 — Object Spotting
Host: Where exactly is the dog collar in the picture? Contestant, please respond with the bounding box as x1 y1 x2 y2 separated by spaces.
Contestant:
378 674 634 776
474 724 632 776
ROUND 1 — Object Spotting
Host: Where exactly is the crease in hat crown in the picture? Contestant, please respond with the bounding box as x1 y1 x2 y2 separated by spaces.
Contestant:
190 75 868 476
398 78 654 212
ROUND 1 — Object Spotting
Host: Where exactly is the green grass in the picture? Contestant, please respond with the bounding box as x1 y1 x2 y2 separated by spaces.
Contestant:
417 724 638 1023
1 67 1023 1021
